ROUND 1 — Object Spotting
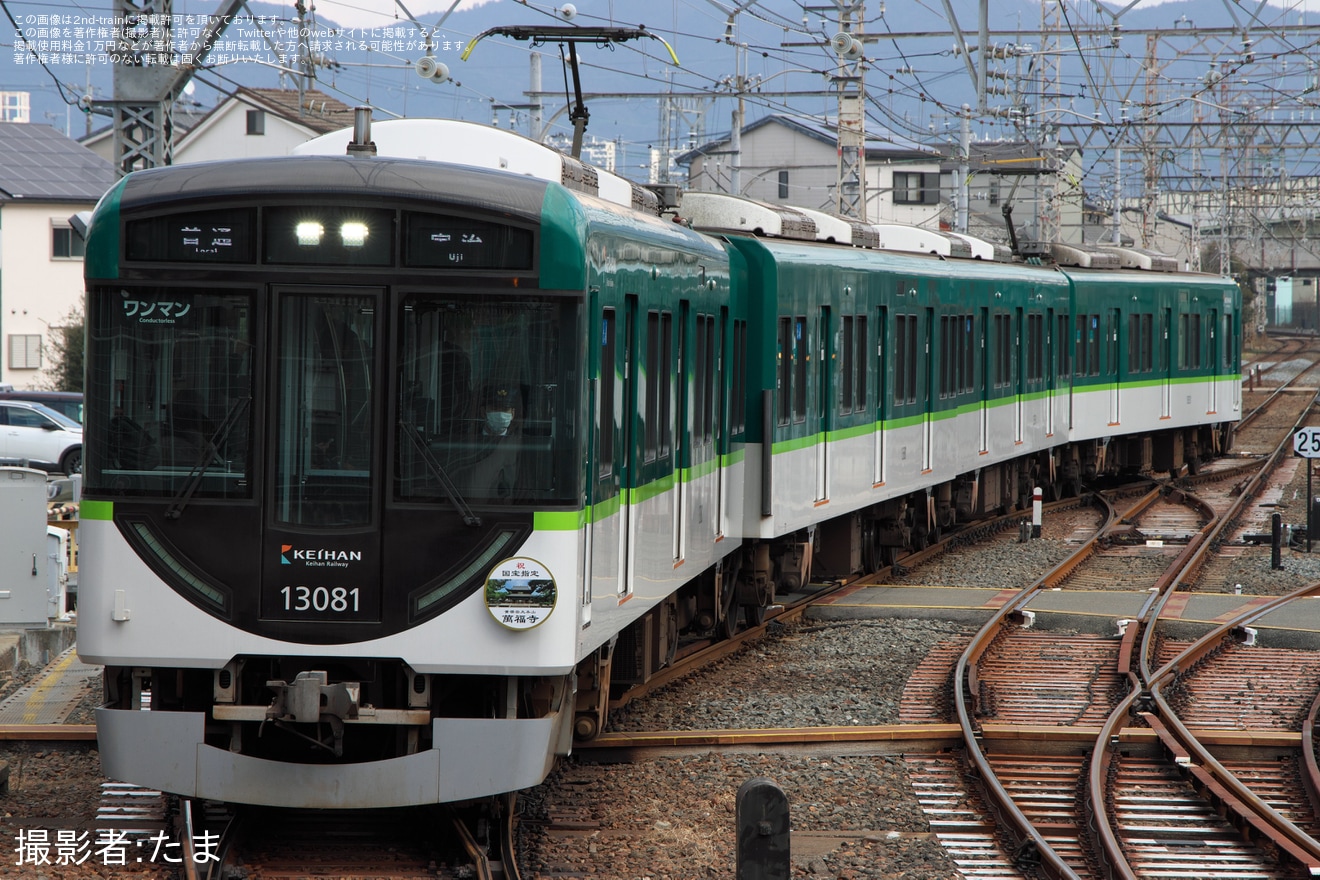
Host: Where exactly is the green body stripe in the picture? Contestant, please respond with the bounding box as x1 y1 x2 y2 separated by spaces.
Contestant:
81 500 113 520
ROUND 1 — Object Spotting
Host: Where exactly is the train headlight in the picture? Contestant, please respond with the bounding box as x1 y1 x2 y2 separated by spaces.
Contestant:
295 221 324 247
340 221 369 248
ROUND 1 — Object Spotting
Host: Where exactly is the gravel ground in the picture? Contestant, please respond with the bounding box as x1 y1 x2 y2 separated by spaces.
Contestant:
518 751 964 880
607 617 972 732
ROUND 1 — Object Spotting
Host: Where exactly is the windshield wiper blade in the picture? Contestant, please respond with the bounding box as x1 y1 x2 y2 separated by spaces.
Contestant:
166 397 251 520
399 421 482 527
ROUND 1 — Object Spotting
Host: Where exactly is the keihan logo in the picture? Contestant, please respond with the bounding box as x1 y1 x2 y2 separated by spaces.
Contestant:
279 544 363 566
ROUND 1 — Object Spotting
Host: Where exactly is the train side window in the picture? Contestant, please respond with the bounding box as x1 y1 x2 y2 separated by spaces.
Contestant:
732 320 747 435
1128 314 1141 374
1057 314 1071 377
993 314 1011 388
1141 314 1153 372
644 311 660 463
1179 312 1201 369
696 314 715 445
1027 313 1044 382
838 313 868 413
959 314 973 394
938 316 952 399
894 315 908 404
1074 314 1086 377
777 317 791 427
695 315 707 445
660 312 673 460
792 315 807 424
1224 313 1234 371
841 315 855 412
1087 314 1101 376
856 315 868 408
903 315 918 405
893 313 919 407
598 310 616 479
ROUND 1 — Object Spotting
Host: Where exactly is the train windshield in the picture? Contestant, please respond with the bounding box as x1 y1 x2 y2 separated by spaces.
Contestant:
395 294 580 506
85 287 255 498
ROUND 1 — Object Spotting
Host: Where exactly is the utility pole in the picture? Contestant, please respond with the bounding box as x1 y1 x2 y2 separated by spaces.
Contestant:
830 0 867 220
110 0 245 175
111 0 177 173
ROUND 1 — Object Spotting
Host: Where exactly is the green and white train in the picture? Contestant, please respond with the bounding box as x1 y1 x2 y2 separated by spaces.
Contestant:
75 119 1240 809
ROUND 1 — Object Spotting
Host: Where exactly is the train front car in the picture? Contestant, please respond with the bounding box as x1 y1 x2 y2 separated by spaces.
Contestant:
77 156 601 808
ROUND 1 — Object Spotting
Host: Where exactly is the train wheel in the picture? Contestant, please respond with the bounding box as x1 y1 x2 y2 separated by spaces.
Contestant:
661 597 679 667
860 520 881 573
741 573 773 628
718 557 743 640
912 525 934 550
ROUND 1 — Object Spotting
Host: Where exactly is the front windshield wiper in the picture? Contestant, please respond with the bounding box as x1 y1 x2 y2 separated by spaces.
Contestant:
165 397 251 520
399 421 482 527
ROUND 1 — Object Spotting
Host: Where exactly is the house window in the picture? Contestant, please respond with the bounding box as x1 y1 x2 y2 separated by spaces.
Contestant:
778 171 789 199
893 171 941 205
247 109 266 135
8 335 41 370
52 226 85 259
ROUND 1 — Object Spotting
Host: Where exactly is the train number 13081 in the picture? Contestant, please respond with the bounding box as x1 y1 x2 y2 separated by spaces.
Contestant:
279 585 361 613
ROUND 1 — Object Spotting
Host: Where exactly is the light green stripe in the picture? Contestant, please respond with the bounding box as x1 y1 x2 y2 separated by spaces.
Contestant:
534 510 585 531
81 499 113 520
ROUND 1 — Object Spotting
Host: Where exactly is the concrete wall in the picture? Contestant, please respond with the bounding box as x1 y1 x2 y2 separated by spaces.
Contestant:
0 201 91 389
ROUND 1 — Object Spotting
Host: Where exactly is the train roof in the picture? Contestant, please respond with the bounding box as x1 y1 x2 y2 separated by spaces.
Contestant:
107 154 555 223
727 232 1073 288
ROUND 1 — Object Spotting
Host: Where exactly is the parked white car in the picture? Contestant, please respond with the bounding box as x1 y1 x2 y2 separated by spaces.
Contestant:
0 400 82 475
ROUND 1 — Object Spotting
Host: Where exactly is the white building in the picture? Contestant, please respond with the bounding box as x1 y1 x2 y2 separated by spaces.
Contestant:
82 87 357 167
0 123 115 390
677 114 946 227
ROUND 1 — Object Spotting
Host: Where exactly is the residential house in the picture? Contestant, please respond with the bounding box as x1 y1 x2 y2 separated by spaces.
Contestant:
939 139 1086 248
677 114 945 226
82 87 356 166
0 123 116 389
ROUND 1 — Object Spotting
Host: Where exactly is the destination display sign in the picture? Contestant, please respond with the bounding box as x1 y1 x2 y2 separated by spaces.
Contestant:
404 213 534 270
126 209 255 263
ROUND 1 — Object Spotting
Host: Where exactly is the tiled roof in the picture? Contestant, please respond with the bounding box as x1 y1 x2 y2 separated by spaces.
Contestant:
0 123 116 202
239 87 356 134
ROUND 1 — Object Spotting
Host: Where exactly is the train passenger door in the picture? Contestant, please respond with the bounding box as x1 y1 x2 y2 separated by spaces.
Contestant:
1058 313 1074 430
1014 307 1024 443
690 310 719 546
1045 309 1056 435
979 306 990 452
1160 308 1172 418
714 308 728 537
816 307 832 501
923 307 934 471
590 300 636 606
1207 308 1220 414
1227 311 1240 413
874 306 887 484
1108 308 1121 424
673 304 688 562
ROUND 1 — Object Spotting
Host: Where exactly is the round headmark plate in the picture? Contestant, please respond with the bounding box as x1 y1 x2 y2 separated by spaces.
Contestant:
484 557 557 630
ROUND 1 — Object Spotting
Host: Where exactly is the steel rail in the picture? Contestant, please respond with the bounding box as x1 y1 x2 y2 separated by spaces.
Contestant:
1140 584 1320 872
1084 391 1320 878
949 490 1119 880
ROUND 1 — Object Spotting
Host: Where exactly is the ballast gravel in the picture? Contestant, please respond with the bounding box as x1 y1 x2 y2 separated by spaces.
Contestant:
607 617 970 732
525 616 975 879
